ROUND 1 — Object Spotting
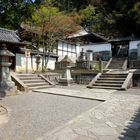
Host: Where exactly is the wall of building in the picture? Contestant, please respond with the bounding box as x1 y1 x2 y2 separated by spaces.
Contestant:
57 41 79 62
79 43 111 61
80 43 111 52
15 53 56 72
57 41 112 62
129 40 140 59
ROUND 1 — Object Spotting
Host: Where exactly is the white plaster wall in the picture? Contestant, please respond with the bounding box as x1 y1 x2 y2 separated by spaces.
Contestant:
58 55 76 63
16 53 56 72
57 41 111 62
129 40 140 55
76 44 80 57
57 41 79 62
80 43 111 53
46 57 56 70
58 41 62 50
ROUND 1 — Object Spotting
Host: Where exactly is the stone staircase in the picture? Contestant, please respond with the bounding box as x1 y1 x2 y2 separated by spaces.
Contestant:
108 57 126 69
117 46 128 57
87 73 131 90
14 73 54 90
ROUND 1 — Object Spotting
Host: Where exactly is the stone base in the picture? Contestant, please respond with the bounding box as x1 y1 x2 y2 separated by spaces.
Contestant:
59 78 74 86
0 82 18 97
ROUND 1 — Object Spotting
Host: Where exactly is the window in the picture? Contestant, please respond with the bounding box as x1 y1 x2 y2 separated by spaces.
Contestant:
57 41 77 57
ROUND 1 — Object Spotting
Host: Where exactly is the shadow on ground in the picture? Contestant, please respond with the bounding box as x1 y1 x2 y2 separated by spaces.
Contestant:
118 107 140 140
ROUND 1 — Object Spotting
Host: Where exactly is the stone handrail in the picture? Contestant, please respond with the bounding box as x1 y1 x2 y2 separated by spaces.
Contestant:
87 73 102 88
121 72 133 90
39 74 55 86
10 72 28 92
104 58 112 69
122 58 128 70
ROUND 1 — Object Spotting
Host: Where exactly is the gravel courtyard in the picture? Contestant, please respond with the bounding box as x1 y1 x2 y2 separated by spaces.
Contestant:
0 91 101 140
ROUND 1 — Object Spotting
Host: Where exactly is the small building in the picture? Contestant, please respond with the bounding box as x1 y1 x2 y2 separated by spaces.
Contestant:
0 27 25 71
0 27 58 72
58 30 140 70
57 30 107 62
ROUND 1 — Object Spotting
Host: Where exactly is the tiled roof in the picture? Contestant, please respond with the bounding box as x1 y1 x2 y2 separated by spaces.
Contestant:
0 27 24 45
68 29 107 41
60 55 74 63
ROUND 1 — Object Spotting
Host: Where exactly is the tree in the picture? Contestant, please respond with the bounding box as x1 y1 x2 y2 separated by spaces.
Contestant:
0 0 34 29
92 0 140 37
79 5 96 30
24 6 81 71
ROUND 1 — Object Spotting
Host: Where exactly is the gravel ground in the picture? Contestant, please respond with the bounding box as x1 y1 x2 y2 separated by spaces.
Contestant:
0 92 101 140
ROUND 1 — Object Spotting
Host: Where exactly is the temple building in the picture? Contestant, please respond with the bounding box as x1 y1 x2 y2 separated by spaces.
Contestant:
0 27 58 72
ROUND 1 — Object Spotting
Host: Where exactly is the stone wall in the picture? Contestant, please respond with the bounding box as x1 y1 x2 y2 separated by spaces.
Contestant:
72 73 97 85
44 72 96 85
133 73 140 87
43 73 62 84
129 60 140 69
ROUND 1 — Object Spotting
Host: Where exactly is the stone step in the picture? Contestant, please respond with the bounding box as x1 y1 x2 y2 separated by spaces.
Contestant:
108 57 126 69
103 73 127 75
13 73 55 91
100 75 127 78
109 62 124 65
108 66 123 68
96 80 124 84
93 83 122 87
98 78 126 81
19 77 42 80
108 66 123 69
30 85 53 90
23 79 45 83
88 71 128 90
26 82 49 87
101 73 127 76
90 85 121 90
16 74 38 77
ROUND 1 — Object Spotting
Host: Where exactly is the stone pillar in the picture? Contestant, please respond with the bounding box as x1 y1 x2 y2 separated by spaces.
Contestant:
59 66 73 86
137 43 140 60
99 58 103 73
0 44 17 97
86 50 93 61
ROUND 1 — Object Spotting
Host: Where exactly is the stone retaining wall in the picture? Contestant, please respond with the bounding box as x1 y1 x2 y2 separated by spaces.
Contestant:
133 74 140 87
72 73 97 85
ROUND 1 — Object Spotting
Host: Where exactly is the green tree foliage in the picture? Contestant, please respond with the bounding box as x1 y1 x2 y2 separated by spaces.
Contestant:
0 0 34 29
93 0 140 37
79 5 96 30
1 0 140 37
24 6 81 70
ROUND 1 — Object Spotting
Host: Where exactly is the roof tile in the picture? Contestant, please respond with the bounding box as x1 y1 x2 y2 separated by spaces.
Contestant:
0 27 22 44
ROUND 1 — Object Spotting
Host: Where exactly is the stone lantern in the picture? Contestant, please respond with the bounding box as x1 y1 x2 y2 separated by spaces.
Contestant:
35 54 41 71
0 44 17 97
59 66 74 86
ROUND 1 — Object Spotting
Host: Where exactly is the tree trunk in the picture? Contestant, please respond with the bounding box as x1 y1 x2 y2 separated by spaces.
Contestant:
45 51 51 69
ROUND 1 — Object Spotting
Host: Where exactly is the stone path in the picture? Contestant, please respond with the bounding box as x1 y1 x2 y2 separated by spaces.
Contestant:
0 105 8 126
1 86 140 140
35 89 140 140
0 92 100 140
34 86 115 101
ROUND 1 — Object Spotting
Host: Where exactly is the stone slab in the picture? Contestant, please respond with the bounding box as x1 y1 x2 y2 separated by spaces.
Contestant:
34 87 116 101
36 89 140 140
